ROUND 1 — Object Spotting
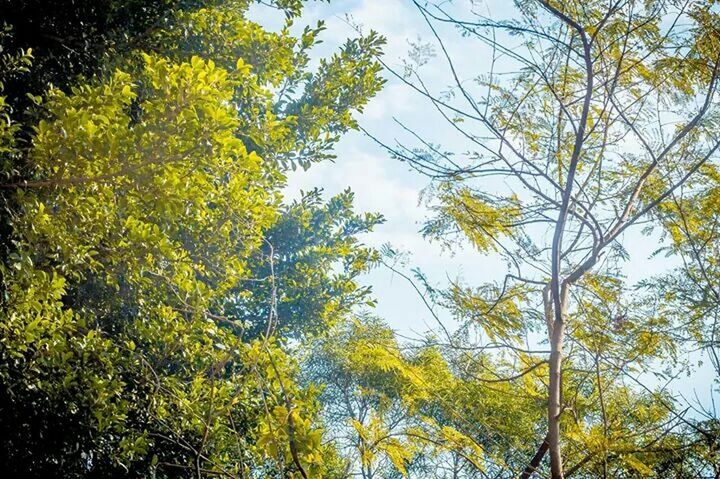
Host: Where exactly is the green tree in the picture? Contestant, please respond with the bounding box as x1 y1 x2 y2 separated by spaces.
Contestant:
227 188 383 340
307 317 538 478
371 0 720 477
0 1 384 477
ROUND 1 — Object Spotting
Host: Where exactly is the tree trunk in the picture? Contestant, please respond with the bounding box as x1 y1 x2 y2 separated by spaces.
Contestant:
545 284 568 479
548 320 565 479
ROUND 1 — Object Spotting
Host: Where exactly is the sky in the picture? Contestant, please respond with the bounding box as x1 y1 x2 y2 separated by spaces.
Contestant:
252 0 677 331
250 0 718 406
251 0 510 337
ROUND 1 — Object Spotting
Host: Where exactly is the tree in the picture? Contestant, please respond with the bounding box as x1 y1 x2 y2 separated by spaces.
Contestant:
0 1 384 476
307 316 489 479
226 188 383 340
0 0 182 116
369 0 720 477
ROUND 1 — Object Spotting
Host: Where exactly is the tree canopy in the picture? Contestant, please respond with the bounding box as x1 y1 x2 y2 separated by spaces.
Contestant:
0 1 383 477
3 1 720 479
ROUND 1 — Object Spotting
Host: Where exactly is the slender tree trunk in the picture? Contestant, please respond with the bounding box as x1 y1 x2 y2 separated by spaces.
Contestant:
518 284 554 479
548 319 565 479
546 285 568 479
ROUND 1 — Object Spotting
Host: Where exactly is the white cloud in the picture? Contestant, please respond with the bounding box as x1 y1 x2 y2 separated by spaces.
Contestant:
271 1 519 333
285 143 424 222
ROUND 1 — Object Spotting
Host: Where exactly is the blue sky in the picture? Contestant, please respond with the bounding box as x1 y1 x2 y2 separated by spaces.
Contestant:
251 0 506 336
252 0 717 407
253 0 679 332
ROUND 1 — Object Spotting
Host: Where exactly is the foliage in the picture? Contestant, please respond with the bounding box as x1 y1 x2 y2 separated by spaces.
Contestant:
0 1 384 477
371 0 720 477
6 0 720 478
307 318 545 478
0 0 311 118
226 188 383 340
